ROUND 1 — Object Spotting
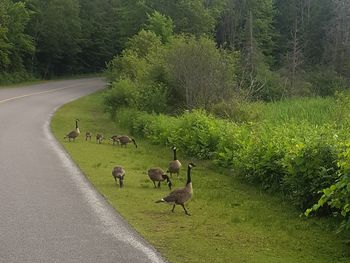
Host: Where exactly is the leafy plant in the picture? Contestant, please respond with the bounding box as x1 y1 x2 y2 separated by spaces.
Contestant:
103 79 138 118
306 142 350 232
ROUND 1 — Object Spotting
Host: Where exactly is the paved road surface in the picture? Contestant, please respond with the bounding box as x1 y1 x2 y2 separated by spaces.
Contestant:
0 79 166 263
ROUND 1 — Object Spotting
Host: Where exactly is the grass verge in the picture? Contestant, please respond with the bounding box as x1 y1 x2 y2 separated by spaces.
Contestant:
51 91 350 263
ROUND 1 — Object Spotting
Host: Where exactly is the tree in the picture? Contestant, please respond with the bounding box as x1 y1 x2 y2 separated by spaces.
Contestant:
165 35 237 109
145 11 174 43
26 0 81 76
0 0 11 71
216 0 281 100
0 0 34 74
78 0 120 72
324 0 350 77
147 0 217 35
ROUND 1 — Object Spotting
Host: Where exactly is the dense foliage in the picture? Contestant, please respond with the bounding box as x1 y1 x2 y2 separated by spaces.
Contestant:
111 94 350 232
1 0 349 96
306 143 350 232
0 0 34 83
105 27 239 111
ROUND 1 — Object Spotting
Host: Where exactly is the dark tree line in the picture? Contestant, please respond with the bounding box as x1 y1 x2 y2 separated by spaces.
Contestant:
0 0 349 98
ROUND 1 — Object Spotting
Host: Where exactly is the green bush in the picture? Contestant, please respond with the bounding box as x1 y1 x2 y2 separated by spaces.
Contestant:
215 123 290 192
282 137 339 209
103 79 138 118
168 110 223 159
135 83 168 113
306 143 350 232
0 71 35 85
113 106 346 223
116 108 178 145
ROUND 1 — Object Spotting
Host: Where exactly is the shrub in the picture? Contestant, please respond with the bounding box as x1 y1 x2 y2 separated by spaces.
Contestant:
306 143 350 232
103 79 138 118
116 108 178 145
168 110 223 159
0 71 35 85
114 105 346 220
135 83 168 113
215 123 288 191
282 137 339 209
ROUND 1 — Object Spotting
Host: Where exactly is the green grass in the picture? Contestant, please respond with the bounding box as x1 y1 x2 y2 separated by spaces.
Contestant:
51 91 350 263
261 97 336 125
237 97 336 126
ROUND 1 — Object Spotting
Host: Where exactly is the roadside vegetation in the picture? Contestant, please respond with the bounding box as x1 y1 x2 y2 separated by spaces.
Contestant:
103 13 350 233
52 92 350 263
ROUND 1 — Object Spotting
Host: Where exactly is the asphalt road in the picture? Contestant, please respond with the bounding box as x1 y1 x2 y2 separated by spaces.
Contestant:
0 78 166 263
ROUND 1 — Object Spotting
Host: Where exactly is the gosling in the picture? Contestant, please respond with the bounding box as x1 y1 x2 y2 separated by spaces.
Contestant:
112 166 125 188
96 133 104 144
85 132 92 141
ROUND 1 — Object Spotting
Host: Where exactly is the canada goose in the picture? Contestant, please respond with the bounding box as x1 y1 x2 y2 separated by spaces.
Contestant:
156 162 196 215
118 135 137 148
85 132 92 141
109 135 121 145
64 119 80 142
167 146 182 177
96 133 104 144
148 167 172 190
112 166 125 188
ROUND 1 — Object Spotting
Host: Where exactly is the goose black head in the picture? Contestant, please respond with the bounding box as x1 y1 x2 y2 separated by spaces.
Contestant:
188 162 196 169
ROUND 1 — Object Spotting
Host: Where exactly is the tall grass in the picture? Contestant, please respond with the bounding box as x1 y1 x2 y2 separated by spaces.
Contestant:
260 97 336 125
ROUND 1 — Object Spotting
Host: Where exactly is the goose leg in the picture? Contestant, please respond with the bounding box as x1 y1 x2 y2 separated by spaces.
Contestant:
152 181 157 188
157 181 161 188
181 204 190 216
171 204 176 212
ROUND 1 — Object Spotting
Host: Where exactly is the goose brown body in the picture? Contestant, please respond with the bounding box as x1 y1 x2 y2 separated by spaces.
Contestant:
118 136 137 148
64 119 80 142
148 167 172 189
168 146 181 177
85 132 92 141
112 166 125 188
156 163 195 215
